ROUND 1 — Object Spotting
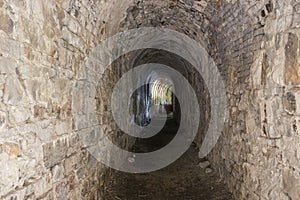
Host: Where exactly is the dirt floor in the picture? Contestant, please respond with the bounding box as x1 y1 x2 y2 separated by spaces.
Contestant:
103 117 233 200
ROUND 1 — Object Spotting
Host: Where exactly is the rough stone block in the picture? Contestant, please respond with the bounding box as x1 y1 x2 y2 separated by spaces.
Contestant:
43 138 68 168
283 92 296 114
3 77 24 105
0 11 13 34
0 57 17 75
0 142 21 157
53 179 69 200
33 174 53 198
283 169 300 199
285 33 300 85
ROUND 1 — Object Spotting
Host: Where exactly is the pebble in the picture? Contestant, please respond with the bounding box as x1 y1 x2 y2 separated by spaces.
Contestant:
198 160 210 169
205 168 213 174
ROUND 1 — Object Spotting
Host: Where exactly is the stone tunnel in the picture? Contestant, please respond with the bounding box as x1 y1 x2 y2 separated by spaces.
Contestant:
0 0 300 199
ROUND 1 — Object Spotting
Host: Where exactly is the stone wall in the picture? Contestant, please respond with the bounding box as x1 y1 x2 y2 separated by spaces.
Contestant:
0 0 133 199
210 0 300 199
118 0 300 199
1 0 300 199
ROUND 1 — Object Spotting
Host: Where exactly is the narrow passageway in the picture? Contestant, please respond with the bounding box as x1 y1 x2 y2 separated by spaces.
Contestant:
103 116 233 200
3 0 300 199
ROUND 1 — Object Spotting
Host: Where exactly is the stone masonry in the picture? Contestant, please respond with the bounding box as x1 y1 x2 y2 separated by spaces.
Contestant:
0 0 300 199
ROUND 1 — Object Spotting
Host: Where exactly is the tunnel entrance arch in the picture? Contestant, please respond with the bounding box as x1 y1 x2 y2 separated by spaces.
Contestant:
74 27 226 173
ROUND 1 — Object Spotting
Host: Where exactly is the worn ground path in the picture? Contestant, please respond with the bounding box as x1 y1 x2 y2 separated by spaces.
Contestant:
103 117 233 200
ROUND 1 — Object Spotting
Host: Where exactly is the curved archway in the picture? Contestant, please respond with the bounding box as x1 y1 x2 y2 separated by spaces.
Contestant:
1 0 297 199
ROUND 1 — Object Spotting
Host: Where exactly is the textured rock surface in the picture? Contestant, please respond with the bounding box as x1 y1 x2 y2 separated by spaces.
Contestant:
0 0 133 199
0 0 300 199
117 0 300 199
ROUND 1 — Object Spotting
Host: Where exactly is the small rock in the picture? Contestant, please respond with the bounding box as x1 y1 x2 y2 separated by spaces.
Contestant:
0 12 14 34
198 160 210 169
0 142 21 157
128 157 135 163
205 168 213 174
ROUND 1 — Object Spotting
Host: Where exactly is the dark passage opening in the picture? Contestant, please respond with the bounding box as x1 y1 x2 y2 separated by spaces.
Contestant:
99 48 232 199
